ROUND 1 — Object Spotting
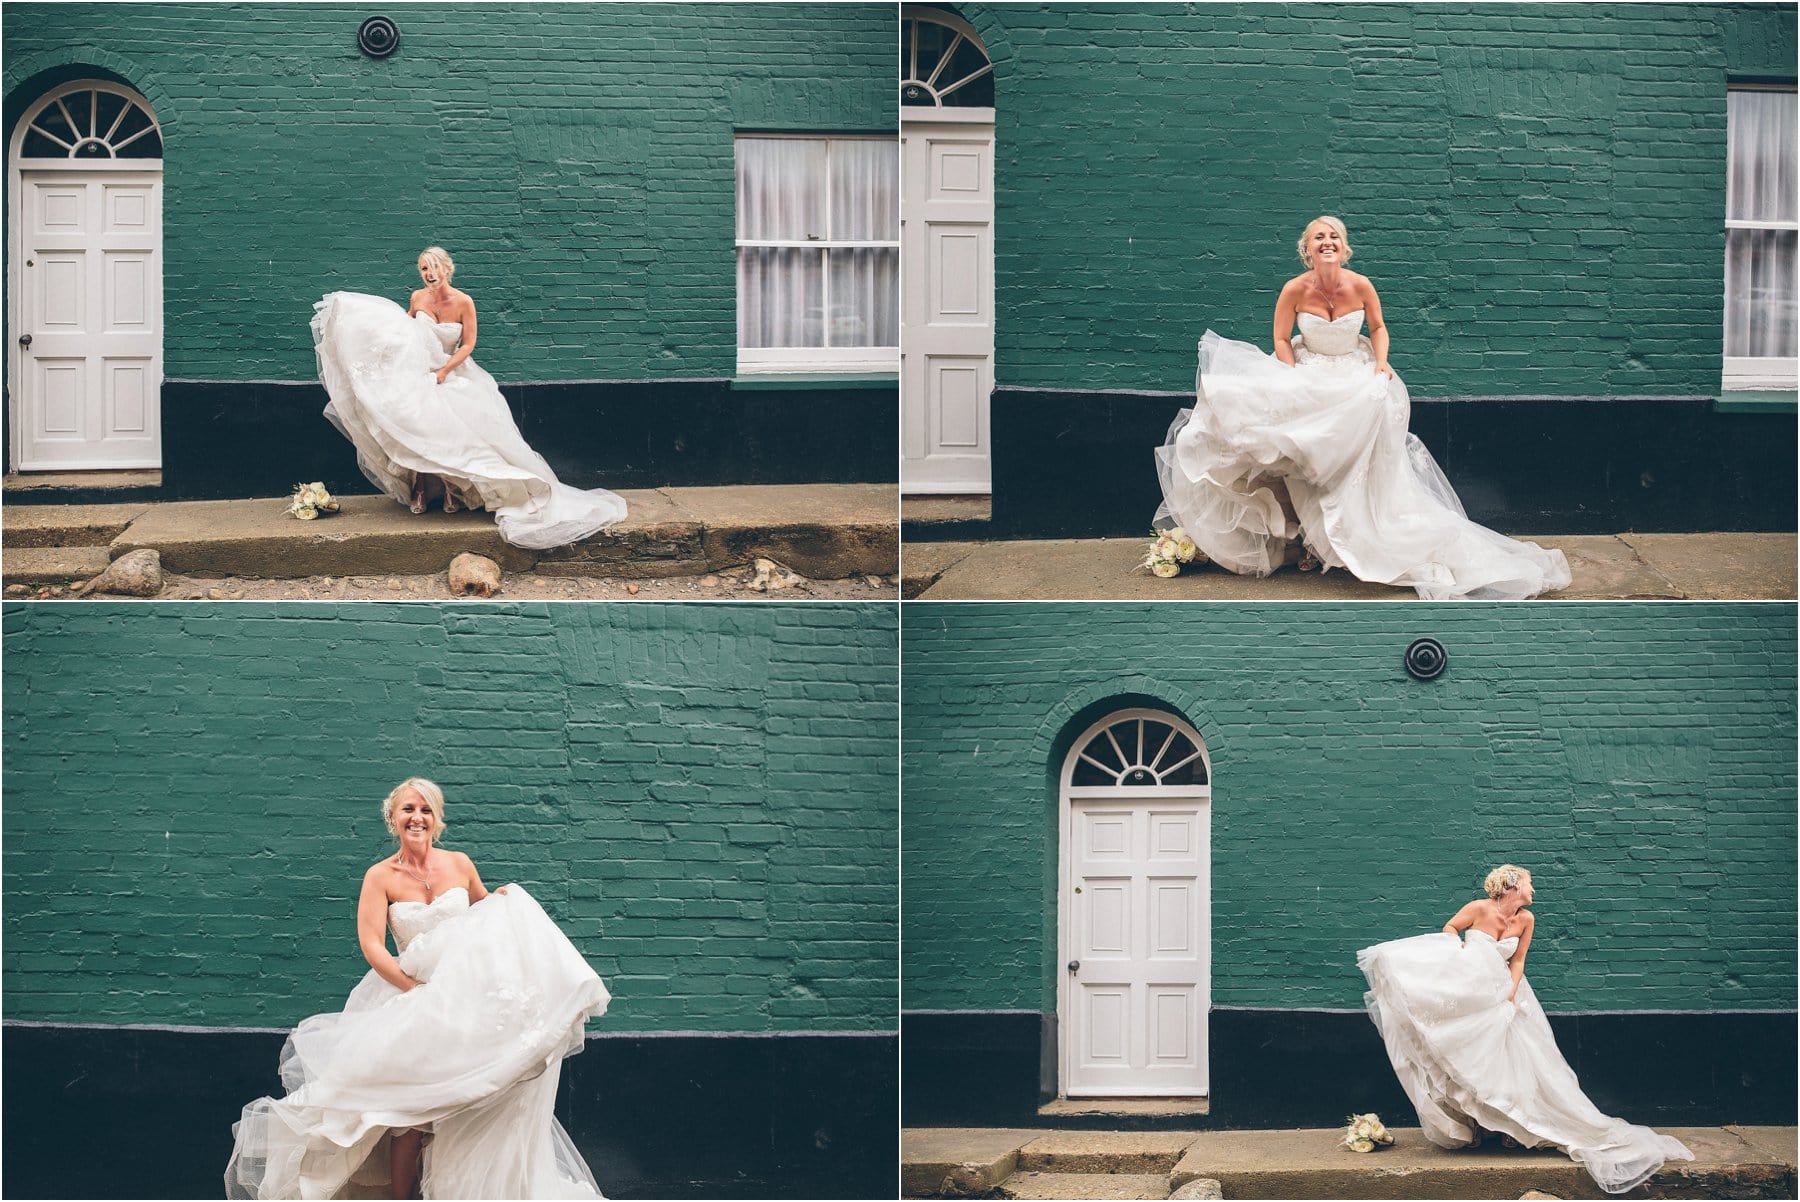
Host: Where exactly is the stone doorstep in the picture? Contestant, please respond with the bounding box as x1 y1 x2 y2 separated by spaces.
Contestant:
1166 1126 1798 1201
84 484 897 580
901 1128 1039 1199
998 1171 1174 1200
3 545 112 584
1018 1131 1204 1174
903 1127 1798 1201
0 501 153 548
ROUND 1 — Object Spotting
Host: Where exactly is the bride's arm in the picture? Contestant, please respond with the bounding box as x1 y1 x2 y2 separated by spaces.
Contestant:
357 865 419 991
1506 910 1535 1002
1360 276 1391 377
1441 899 1481 937
435 298 478 384
458 851 493 903
1272 280 1300 366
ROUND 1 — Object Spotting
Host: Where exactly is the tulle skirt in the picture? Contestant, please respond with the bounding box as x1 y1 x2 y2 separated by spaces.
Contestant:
225 887 612 1199
1357 932 1693 1193
313 292 627 549
1155 331 1571 600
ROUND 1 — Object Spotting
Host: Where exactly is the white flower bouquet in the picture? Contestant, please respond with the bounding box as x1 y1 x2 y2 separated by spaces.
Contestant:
1141 527 1204 578
1340 1113 1394 1153
288 482 342 521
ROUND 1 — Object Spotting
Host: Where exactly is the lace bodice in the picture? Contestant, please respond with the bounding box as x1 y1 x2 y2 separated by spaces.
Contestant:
1293 309 1366 358
389 886 470 951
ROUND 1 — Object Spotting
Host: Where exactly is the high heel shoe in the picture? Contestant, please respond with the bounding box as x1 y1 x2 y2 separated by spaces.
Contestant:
409 480 428 515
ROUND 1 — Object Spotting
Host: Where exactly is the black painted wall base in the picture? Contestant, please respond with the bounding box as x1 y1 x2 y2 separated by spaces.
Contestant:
2 1024 896 1200
144 378 896 503
992 388 1797 538
900 1008 1798 1130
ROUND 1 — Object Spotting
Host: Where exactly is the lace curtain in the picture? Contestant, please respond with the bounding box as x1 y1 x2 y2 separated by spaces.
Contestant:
1725 89 1797 362
737 137 898 350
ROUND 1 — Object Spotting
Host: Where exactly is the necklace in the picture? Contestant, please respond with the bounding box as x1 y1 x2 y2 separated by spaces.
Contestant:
394 850 433 901
1311 270 1338 319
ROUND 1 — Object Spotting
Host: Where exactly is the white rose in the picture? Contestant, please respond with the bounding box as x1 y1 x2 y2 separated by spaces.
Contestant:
1350 1137 1375 1153
294 506 318 521
1176 536 1198 562
1151 560 1180 579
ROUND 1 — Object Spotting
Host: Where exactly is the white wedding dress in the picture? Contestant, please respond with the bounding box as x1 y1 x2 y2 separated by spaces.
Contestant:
313 292 627 549
225 885 612 1199
1357 929 1693 1194
1153 312 1572 600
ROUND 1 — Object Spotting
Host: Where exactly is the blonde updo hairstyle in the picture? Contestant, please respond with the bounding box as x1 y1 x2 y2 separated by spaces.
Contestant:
1296 215 1353 268
1483 863 1531 900
382 777 447 841
418 246 455 284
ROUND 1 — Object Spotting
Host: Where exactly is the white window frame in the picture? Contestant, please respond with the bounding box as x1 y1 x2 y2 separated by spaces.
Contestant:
1723 83 1798 391
735 133 899 375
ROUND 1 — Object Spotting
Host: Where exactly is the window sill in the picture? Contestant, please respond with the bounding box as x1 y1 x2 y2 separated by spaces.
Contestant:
1714 389 1799 414
730 373 897 391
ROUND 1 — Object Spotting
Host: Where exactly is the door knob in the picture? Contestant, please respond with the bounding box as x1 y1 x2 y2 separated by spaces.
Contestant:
1067 960 1080 974
18 334 31 348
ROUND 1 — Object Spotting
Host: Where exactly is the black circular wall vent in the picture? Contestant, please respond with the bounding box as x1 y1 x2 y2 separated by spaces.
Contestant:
358 16 400 58
1404 637 1448 681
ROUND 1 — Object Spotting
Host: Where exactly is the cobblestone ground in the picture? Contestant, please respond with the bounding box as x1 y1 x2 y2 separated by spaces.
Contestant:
6 567 899 602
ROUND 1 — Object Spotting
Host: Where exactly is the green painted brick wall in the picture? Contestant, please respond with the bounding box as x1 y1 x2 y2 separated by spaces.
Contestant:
901 603 1796 1014
2 2 894 381
958 2 1796 396
3 603 898 1033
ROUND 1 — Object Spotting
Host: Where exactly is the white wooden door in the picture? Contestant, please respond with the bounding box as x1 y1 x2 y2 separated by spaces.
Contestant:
1063 794 1210 1096
14 170 162 469
901 114 994 494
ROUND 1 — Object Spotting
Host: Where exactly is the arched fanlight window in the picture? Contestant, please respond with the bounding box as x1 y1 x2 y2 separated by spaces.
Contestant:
901 7 994 109
18 82 162 161
1068 710 1208 788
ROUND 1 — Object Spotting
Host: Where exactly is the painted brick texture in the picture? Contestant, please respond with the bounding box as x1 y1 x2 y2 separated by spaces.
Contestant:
2 2 894 380
959 2 1796 397
900 603 1796 1014
2 603 898 1033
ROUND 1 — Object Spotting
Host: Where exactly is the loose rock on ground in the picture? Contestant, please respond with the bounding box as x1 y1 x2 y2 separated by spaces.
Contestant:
76 548 163 597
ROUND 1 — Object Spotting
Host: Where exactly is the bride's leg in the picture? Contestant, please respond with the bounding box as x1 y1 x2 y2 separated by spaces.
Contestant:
390 1128 423 1199
1257 475 1321 571
410 474 450 514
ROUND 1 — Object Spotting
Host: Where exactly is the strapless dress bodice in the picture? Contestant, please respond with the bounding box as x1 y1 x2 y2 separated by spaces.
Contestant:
388 885 470 951
1293 309 1366 359
413 311 463 356
1466 928 1520 959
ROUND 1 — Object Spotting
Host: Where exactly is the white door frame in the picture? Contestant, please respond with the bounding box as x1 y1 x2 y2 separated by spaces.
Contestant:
1057 708 1212 1098
8 79 164 471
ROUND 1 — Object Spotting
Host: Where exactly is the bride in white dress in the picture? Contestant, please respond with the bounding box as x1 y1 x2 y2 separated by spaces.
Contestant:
1154 216 1571 600
1357 865 1693 1194
225 779 612 1199
314 247 627 549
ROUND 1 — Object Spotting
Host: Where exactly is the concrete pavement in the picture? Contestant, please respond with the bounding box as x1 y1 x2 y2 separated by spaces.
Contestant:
2 483 898 592
903 1125 1798 1199
903 534 1796 600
